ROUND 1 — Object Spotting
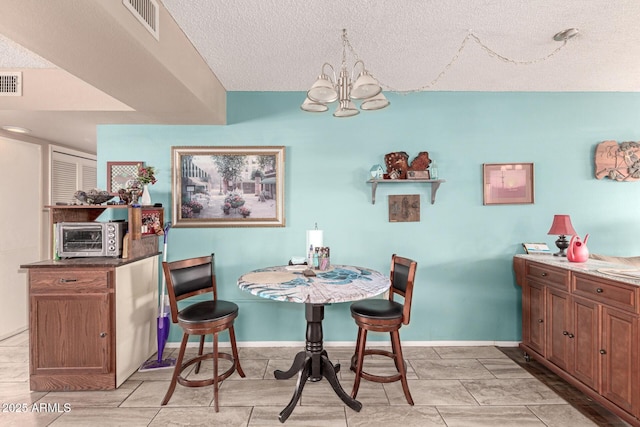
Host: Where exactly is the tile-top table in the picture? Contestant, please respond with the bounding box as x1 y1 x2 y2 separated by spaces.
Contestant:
238 265 390 422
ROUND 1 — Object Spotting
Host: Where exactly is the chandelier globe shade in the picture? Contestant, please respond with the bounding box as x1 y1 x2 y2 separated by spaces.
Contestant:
300 97 329 112
361 93 390 110
307 68 338 104
334 100 360 117
350 67 382 100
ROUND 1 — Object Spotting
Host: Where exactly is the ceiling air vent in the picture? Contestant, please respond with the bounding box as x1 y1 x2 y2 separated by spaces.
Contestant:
0 72 22 96
123 0 159 40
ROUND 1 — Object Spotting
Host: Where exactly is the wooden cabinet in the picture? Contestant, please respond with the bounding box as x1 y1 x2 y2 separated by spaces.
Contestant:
30 269 113 384
514 256 640 426
573 272 639 413
601 305 637 413
23 256 158 391
571 296 599 390
546 287 571 371
519 260 569 360
521 279 545 356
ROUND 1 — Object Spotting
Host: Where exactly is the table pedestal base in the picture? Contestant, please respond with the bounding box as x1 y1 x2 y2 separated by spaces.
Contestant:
274 303 362 423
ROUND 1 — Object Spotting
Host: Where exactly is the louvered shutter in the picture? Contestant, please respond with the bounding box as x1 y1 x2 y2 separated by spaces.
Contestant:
83 164 98 190
50 147 97 204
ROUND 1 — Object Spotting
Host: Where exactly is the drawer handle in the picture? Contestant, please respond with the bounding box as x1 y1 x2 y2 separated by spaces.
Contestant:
59 278 77 283
596 288 603 293
600 349 607 355
563 330 569 335
537 319 544 323
541 272 548 277
100 332 107 338
568 333 574 338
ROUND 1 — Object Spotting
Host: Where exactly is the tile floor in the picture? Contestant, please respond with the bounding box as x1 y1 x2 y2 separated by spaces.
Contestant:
0 331 631 426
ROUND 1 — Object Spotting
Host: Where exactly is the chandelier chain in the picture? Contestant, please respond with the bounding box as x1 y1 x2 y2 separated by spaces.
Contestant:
470 33 568 65
344 30 571 94
341 29 348 69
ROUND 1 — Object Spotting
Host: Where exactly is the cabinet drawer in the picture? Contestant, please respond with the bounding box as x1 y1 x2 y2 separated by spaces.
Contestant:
30 270 111 292
573 273 637 313
526 262 569 290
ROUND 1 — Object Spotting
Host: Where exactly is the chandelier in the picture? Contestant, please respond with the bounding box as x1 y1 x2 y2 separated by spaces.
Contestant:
301 29 389 117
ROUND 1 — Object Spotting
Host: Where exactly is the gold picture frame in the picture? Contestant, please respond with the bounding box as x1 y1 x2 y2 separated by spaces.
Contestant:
483 163 534 205
171 146 285 228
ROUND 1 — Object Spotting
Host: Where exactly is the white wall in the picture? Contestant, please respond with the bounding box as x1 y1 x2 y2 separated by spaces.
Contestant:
0 137 41 339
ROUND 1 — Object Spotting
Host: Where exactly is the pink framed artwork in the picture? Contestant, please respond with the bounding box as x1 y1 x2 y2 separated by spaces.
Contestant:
483 163 534 205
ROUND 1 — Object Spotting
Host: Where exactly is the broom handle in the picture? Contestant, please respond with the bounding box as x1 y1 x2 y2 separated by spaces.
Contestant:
159 222 171 317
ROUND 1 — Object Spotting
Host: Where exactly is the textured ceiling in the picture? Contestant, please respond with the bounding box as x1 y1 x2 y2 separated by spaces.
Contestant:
161 0 640 92
0 0 640 152
0 34 52 68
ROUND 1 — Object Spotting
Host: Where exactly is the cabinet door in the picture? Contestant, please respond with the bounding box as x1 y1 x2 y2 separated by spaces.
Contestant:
601 306 638 414
522 280 545 356
546 287 571 371
30 293 111 374
571 296 599 391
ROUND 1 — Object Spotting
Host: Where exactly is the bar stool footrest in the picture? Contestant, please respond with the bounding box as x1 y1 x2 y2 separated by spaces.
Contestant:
351 348 405 383
176 352 237 388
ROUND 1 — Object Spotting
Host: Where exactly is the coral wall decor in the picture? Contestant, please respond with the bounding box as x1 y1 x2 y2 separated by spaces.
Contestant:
595 140 640 181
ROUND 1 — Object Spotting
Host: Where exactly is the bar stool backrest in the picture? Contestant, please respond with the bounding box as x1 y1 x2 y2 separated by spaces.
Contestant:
388 254 417 325
163 253 218 323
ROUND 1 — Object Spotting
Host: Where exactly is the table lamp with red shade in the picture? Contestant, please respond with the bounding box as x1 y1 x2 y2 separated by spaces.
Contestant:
547 214 577 257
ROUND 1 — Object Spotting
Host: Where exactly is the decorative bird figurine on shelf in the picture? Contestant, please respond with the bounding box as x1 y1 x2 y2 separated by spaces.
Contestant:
74 189 113 205
74 190 87 204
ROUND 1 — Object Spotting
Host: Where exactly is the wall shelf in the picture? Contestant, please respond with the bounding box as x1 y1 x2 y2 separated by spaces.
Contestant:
366 179 445 205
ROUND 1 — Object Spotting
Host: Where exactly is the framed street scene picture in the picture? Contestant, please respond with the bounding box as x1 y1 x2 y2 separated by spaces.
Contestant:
171 146 285 228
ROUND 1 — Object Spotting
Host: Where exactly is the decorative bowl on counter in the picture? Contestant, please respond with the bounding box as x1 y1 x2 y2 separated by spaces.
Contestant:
74 189 114 205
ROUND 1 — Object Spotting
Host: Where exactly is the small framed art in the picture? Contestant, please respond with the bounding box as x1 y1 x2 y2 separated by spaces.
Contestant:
107 161 141 194
389 194 420 222
483 163 534 205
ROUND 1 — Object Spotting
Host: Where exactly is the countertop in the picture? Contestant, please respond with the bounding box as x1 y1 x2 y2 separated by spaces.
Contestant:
20 252 161 269
514 254 640 287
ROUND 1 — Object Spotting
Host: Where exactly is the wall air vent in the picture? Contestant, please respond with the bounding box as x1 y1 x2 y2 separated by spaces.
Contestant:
0 72 22 96
123 0 159 41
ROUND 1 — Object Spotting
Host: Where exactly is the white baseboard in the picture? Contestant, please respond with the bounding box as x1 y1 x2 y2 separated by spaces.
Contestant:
165 340 522 349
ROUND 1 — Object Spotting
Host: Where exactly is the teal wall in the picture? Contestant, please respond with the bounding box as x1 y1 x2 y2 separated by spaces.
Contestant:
97 91 640 344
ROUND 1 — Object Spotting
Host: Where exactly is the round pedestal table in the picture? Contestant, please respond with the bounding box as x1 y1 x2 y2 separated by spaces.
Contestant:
237 265 390 423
